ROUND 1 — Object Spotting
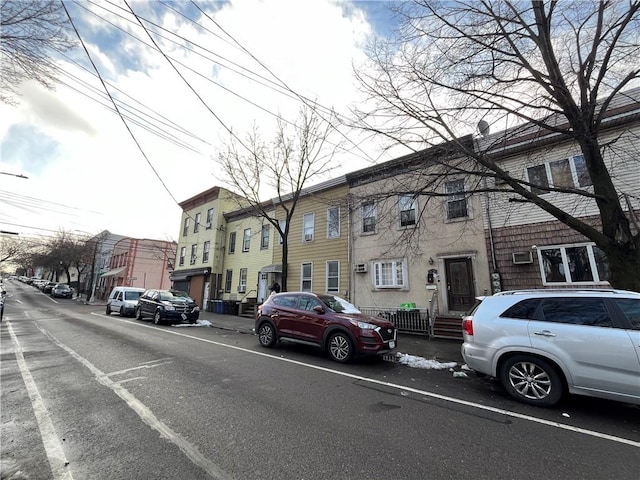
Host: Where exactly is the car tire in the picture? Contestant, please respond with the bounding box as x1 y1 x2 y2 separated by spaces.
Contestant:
500 355 564 407
106 305 111 315
257 321 277 348
119 307 125 317
327 331 354 363
136 307 143 320
153 310 163 325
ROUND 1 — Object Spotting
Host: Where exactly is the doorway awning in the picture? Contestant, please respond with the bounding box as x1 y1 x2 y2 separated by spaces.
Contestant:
170 267 211 282
101 267 126 278
261 264 282 273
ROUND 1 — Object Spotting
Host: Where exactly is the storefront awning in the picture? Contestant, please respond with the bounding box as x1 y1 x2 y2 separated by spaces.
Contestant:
170 267 211 282
101 267 126 278
261 264 282 273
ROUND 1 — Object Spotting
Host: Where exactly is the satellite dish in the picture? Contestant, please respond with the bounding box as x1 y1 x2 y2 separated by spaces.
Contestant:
478 119 490 136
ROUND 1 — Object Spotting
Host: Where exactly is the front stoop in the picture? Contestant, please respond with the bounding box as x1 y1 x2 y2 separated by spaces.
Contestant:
431 316 463 340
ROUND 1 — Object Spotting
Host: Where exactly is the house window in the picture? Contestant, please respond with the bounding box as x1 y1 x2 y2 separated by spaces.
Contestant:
527 154 592 194
538 243 609 285
202 241 210 263
326 260 339 293
261 225 270 249
243 228 251 252
327 207 340 239
206 208 214 227
238 268 247 293
303 213 314 242
362 202 376 233
179 247 186 266
228 232 236 254
194 213 201 233
183 217 190 237
445 179 468 220
373 259 406 289
190 244 198 265
278 219 286 245
301 263 313 291
399 195 417 227
224 270 233 293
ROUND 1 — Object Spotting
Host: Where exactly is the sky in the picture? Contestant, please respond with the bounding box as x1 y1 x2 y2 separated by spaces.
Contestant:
0 0 402 245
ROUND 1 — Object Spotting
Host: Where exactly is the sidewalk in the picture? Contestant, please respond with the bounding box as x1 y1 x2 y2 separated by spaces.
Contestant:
197 309 464 364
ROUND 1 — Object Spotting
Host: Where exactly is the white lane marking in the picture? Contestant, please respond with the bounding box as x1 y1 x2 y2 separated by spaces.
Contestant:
106 361 173 377
92 312 640 448
7 322 73 480
35 324 233 480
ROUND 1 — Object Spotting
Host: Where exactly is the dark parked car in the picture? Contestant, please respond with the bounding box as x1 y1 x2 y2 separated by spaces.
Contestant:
255 292 397 363
42 282 57 294
51 284 73 299
136 289 199 325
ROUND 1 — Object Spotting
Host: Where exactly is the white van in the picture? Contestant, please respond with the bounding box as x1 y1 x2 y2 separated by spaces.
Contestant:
106 287 146 317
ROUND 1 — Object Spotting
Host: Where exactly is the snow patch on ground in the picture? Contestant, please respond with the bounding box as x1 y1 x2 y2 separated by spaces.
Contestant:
173 320 212 328
395 352 457 370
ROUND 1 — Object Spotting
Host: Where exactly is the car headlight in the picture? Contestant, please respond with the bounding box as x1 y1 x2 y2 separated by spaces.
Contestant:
161 302 176 311
351 320 376 330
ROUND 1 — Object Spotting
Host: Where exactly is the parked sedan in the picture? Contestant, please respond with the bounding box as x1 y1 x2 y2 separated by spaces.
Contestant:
51 284 73 299
136 289 199 325
255 292 397 363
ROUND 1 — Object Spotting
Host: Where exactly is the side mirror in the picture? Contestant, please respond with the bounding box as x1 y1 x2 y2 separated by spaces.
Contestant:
313 305 325 314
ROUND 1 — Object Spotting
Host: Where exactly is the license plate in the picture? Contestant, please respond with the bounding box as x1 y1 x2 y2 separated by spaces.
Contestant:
181 313 187 320
389 341 395 349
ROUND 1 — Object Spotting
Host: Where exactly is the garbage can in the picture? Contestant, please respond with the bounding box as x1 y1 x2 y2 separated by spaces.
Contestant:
213 300 223 314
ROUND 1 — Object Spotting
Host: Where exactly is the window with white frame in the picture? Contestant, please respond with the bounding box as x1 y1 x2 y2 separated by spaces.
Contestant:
202 241 210 263
179 246 186 266
224 270 233 293
326 260 339 293
327 207 340 238
278 219 286 245
538 243 609 285
302 213 314 242
301 263 313 291
399 195 417 227
445 179 468 220
261 224 269 249
228 232 236 254
190 244 198 265
183 217 190 236
206 208 214 227
242 228 251 252
373 259 406 289
194 213 201 233
527 154 592 194
362 201 376 233
238 268 247 292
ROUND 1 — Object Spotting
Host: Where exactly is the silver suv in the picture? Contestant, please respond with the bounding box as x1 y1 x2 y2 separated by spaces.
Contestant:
461 289 640 407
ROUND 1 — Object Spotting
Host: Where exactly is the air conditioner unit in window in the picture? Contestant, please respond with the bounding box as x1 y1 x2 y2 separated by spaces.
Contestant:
206 222 212 229
354 263 367 273
512 251 534 264
304 234 313 242
238 286 246 293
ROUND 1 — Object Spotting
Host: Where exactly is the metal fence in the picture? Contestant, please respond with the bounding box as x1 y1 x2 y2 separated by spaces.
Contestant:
359 307 430 336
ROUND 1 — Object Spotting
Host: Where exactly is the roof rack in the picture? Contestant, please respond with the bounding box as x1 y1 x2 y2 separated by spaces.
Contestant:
494 288 633 296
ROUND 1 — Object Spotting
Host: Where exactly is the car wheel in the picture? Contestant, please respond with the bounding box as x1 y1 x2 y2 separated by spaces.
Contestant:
153 310 163 325
106 305 111 315
257 321 277 348
119 307 125 317
500 355 564 407
136 307 143 320
327 332 353 363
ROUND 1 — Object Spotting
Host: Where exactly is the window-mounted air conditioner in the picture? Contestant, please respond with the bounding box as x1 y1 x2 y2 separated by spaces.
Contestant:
512 251 534 265
354 263 368 273
304 234 313 242
206 222 212 229
238 286 246 293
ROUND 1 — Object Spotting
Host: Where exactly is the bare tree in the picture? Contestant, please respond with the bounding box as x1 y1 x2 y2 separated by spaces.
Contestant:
0 0 76 105
354 0 640 291
216 107 342 291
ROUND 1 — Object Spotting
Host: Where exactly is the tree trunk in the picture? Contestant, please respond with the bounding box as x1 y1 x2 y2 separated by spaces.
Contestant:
604 242 640 292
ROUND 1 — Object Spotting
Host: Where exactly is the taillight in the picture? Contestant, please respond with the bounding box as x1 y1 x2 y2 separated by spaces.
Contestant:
462 316 474 336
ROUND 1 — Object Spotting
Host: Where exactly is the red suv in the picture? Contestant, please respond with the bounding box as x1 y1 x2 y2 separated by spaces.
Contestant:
255 292 397 363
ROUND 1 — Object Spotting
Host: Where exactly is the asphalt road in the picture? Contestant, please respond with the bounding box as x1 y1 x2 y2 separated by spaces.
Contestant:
2 280 639 480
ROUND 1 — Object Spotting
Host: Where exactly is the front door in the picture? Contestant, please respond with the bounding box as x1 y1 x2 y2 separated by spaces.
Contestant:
445 257 475 311
257 272 268 303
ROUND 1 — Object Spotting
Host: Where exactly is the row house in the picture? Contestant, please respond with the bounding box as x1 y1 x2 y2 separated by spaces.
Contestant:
171 186 247 309
101 237 176 295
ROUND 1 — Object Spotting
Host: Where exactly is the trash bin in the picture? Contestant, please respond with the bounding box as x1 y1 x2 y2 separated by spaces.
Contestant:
213 300 223 314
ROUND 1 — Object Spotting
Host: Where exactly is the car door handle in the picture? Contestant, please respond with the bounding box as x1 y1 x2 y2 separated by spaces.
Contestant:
534 330 556 337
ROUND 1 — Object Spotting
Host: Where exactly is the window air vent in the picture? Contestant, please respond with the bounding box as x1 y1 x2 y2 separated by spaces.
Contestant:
512 251 533 265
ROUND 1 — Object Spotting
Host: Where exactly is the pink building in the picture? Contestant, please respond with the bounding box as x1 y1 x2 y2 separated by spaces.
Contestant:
101 238 176 296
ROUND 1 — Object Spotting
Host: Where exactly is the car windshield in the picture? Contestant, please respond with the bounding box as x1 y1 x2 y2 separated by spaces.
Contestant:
160 291 191 301
318 295 361 314
124 291 142 300
57 285 70 291
171 290 190 298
